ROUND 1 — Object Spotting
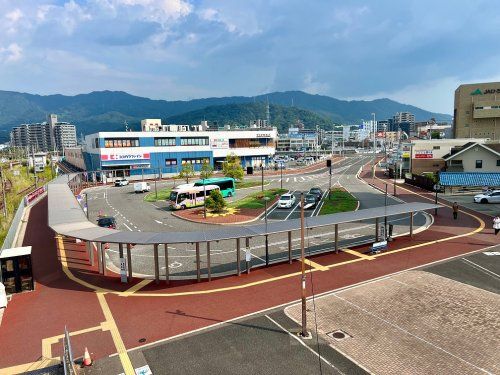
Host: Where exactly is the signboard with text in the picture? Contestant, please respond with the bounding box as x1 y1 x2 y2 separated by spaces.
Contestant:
101 153 150 161
24 185 46 206
210 138 229 149
415 150 433 159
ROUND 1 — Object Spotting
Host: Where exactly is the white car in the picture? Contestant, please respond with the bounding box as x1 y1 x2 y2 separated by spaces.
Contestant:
473 190 500 204
114 178 129 187
278 194 296 208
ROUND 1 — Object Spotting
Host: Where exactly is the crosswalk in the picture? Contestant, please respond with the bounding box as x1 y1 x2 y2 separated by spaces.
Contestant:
267 171 331 183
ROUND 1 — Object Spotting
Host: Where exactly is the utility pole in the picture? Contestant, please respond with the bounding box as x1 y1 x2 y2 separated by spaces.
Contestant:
300 192 308 338
280 163 283 190
0 168 7 217
372 113 376 183
328 164 332 199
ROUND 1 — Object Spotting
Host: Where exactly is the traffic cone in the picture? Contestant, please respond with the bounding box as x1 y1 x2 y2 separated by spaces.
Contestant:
83 347 92 366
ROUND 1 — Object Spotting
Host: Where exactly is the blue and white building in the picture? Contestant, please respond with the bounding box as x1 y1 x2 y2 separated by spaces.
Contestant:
82 121 277 176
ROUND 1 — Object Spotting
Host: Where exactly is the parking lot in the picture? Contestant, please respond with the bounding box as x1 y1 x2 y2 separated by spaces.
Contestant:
109 247 500 375
439 192 500 218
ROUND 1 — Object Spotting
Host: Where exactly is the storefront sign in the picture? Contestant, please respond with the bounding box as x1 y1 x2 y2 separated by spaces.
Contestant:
415 150 433 159
24 185 46 205
130 164 151 169
471 88 500 95
376 132 385 138
210 138 229 149
101 153 150 161
256 133 271 138
401 152 410 158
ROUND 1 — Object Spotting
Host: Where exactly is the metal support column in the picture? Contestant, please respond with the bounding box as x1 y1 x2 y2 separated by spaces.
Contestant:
153 244 159 284
265 235 269 266
164 244 169 285
409 212 414 238
375 217 379 242
245 237 250 274
195 242 201 282
236 238 241 276
96 243 102 274
335 224 339 254
101 243 106 276
288 231 292 264
207 242 211 282
126 243 133 281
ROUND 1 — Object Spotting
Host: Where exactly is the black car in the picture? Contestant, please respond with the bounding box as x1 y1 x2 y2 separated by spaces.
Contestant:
308 187 323 202
303 194 318 209
97 216 117 229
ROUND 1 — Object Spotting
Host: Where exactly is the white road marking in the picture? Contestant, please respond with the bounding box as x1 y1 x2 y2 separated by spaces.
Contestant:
155 220 163 225
286 178 290 183
461 258 500 279
122 223 133 231
265 315 343 373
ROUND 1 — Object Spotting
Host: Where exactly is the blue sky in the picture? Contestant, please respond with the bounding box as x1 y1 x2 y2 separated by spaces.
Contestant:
1 0 499 114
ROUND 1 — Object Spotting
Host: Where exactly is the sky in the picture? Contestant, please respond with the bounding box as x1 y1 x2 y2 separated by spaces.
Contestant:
1 0 500 114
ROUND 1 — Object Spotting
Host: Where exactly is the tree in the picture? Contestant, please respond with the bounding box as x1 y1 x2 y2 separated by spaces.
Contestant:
178 163 195 183
431 131 441 139
204 189 226 213
222 153 244 181
200 161 214 180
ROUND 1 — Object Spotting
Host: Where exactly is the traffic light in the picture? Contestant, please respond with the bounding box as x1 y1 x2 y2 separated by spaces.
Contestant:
326 159 332 167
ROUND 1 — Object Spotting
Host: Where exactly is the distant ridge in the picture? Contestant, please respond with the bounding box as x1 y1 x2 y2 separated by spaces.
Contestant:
0 89 452 142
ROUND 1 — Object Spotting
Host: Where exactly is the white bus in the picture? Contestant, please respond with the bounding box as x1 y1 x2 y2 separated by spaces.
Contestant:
168 184 220 210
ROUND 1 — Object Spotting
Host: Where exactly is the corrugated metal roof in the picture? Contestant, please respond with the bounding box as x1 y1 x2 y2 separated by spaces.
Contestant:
440 172 500 187
49 174 441 245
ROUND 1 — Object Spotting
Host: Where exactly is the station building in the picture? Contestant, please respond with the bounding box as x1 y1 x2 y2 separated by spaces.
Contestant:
82 120 277 176
454 82 500 140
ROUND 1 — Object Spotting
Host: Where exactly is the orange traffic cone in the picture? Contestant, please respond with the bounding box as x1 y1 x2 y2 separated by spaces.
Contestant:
83 347 92 366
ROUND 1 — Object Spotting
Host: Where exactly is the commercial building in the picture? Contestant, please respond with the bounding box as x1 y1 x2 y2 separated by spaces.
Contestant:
63 146 86 171
276 127 318 152
454 82 500 140
10 114 77 152
83 122 277 176
402 138 489 175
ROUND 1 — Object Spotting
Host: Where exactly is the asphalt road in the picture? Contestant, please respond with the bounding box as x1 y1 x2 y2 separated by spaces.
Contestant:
84 155 429 279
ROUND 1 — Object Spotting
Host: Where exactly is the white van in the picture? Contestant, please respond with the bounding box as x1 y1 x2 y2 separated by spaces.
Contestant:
134 182 151 193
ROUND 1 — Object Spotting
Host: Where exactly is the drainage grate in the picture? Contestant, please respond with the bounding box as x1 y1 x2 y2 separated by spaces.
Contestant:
138 338 147 343
326 330 351 341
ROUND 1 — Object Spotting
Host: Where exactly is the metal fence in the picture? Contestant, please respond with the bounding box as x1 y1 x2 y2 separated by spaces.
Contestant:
0 198 25 251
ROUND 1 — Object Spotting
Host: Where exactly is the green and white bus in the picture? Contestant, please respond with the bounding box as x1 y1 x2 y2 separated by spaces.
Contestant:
194 177 236 198
168 185 220 210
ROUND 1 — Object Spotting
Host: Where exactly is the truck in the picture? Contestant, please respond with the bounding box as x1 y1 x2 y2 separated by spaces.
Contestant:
134 181 151 193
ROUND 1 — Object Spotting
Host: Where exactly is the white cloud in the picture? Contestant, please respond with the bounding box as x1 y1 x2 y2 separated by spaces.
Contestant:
302 72 329 95
0 43 23 63
5 8 23 23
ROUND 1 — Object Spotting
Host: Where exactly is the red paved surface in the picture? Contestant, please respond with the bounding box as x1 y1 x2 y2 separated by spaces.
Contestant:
0 164 497 371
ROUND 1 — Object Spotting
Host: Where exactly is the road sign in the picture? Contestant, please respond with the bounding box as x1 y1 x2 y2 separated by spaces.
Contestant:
135 365 152 375
119 257 127 283
245 247 252 262
379 224 386 240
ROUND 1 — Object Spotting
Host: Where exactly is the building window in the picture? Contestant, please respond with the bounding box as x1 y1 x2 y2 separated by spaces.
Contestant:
155 138 176 146
104 138 139 148
451 160 463 165
475 160 483 169
180 137 209 146
497 160 500 166
181 158 209 165
433 146 440 150
165 159 178 166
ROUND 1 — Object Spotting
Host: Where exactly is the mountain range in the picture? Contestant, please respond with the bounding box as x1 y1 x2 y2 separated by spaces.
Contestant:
0 90 452 143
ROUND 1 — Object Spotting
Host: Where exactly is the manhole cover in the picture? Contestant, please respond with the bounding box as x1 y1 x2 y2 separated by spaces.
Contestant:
326 330 351 341
138 338 147 343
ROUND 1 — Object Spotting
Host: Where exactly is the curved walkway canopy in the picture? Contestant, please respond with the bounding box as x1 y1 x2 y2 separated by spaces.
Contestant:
49 174 441 245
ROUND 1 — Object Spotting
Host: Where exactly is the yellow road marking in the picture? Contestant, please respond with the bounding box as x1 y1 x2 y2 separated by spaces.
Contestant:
342 248 376 260
119 279 152 296
0 358 61 375
97 293 135 375
301 258 329 271
41 324 105 359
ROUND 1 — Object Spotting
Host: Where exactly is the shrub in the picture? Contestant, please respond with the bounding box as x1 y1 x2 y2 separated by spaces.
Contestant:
205 189 226 213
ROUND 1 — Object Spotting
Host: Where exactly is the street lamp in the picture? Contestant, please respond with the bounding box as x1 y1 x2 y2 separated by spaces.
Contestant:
261 163 264 192
372 112 376 183
280 162 283 190
203 177 207 219
299 192 308 338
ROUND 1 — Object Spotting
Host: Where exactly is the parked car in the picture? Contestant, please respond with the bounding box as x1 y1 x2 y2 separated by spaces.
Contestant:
302 194 318 209
134 182 151 193
308 187 324 202
97 216 117 229
114 178 129 187
473 190 500 204
278 193 296 208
